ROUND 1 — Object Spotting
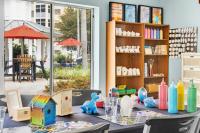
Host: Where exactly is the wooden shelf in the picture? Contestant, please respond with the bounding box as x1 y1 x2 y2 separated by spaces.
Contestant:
145 38 168 41
116 21 142 25
145 54 168 56
144 23 169 28
144 76 167 79
116 75 140 78
116 52 141 54
116 35 142 38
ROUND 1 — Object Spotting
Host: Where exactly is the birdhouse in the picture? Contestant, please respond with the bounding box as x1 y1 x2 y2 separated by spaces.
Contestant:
52 90 72 116
30 95 56 127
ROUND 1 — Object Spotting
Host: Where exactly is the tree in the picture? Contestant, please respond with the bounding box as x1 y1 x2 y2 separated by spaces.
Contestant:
55 8 77 41
55 7 92 69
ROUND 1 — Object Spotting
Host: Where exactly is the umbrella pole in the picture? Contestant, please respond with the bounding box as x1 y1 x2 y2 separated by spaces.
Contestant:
21 39 24 55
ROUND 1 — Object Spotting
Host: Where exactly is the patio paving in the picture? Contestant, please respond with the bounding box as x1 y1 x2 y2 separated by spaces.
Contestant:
4 77 48 95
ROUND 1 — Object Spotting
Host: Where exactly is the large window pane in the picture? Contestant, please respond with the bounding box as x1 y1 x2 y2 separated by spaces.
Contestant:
53 5 93 92
4 1 50 94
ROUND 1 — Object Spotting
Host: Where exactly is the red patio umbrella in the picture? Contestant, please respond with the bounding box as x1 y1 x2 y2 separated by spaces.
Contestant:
57 38 81 47
4 25 49 39
4 25 49 54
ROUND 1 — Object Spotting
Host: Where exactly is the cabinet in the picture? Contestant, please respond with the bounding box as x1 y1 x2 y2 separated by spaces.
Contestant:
106 21 169 97
182 53 200 107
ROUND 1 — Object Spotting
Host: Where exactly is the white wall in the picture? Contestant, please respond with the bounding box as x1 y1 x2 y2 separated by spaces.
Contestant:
0 0 4 90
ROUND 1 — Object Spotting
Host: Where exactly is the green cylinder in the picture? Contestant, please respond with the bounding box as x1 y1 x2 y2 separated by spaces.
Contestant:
187 80 197 113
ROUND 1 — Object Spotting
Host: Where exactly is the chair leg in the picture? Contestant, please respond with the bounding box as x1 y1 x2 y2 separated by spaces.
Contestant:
19 71 21 83
31 68 34 82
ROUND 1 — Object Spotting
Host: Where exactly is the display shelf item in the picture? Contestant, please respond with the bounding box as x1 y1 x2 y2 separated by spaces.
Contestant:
169 27 198 58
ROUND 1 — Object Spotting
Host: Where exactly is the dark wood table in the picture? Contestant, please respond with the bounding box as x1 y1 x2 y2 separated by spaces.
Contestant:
3 105 191 133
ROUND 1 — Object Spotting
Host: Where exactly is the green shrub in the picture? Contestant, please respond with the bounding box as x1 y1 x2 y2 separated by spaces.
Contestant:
44 66 90 91
54 53 67 64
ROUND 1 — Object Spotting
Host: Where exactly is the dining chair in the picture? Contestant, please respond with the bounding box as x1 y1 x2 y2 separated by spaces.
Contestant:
60 123 110 133
143 111 200 133
17 54 34 82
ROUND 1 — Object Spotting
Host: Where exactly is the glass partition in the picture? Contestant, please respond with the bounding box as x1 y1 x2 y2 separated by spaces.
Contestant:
3 0 95 95
52 5 93 93
4 1 50 94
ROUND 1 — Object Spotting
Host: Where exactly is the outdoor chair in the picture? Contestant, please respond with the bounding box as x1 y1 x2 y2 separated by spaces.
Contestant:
60 123 110 133
17 55 34 82
143 111 200 133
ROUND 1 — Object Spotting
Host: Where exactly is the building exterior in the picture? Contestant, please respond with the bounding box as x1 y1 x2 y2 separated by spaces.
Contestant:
33 3 65 28
4 0 33 21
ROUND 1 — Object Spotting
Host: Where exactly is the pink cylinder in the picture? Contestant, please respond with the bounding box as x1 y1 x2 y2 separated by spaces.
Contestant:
145 28 148 38
159 79 168 110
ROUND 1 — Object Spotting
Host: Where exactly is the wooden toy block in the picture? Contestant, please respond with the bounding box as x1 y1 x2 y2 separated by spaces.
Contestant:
13 107 31 121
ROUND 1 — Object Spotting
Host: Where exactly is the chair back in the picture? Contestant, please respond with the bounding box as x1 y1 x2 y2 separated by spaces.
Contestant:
143 111 200 133
17 54 32 69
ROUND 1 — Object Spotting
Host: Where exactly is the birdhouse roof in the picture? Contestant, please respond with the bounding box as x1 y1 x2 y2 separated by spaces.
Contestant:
30 95 56 108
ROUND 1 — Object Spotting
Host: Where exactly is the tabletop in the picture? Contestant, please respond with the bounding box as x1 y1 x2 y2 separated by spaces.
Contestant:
3 105 191 133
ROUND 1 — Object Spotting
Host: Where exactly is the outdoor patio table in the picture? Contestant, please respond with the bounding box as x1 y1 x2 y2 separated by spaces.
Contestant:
3 105 192 133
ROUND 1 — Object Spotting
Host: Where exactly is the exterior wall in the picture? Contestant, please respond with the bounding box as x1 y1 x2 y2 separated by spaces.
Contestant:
4 0 33 21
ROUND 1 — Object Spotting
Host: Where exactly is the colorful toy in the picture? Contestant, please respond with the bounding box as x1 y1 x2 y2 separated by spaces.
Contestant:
168 82 178 114
81 93 99 114
110 87 119 97
118 85 127 90
30 95 56 127
177 80 185 111
138 87 148 102
187 80 197 113
144 97 156 108
158 78 168 110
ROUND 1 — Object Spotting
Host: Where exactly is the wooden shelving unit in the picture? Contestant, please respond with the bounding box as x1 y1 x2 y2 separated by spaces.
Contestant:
106 21 169 97
106 21 144 95
144 24 169 98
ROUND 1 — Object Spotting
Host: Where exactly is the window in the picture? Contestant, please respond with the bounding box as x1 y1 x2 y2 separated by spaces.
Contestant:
48 5 50 13
55 9 61 15
36 19 46 27
36 5 40 12
41 5 45 12
3 1 99 95
41 19 46 26
31 10 34 18
36 4 46 13
48 19 50 27
53 7 94 92
36 19 40 24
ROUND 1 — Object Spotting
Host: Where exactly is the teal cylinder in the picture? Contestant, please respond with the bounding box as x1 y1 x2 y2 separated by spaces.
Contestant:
168 82 178 114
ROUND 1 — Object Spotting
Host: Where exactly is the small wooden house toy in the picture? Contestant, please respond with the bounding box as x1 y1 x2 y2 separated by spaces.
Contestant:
52 90 72 116
30 95 56 127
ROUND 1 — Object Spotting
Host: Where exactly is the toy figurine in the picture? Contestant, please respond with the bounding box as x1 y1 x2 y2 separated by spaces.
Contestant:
81 93 99 115
138 87 148 103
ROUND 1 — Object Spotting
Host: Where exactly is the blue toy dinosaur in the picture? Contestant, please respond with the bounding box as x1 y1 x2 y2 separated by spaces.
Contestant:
81 92 99 115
